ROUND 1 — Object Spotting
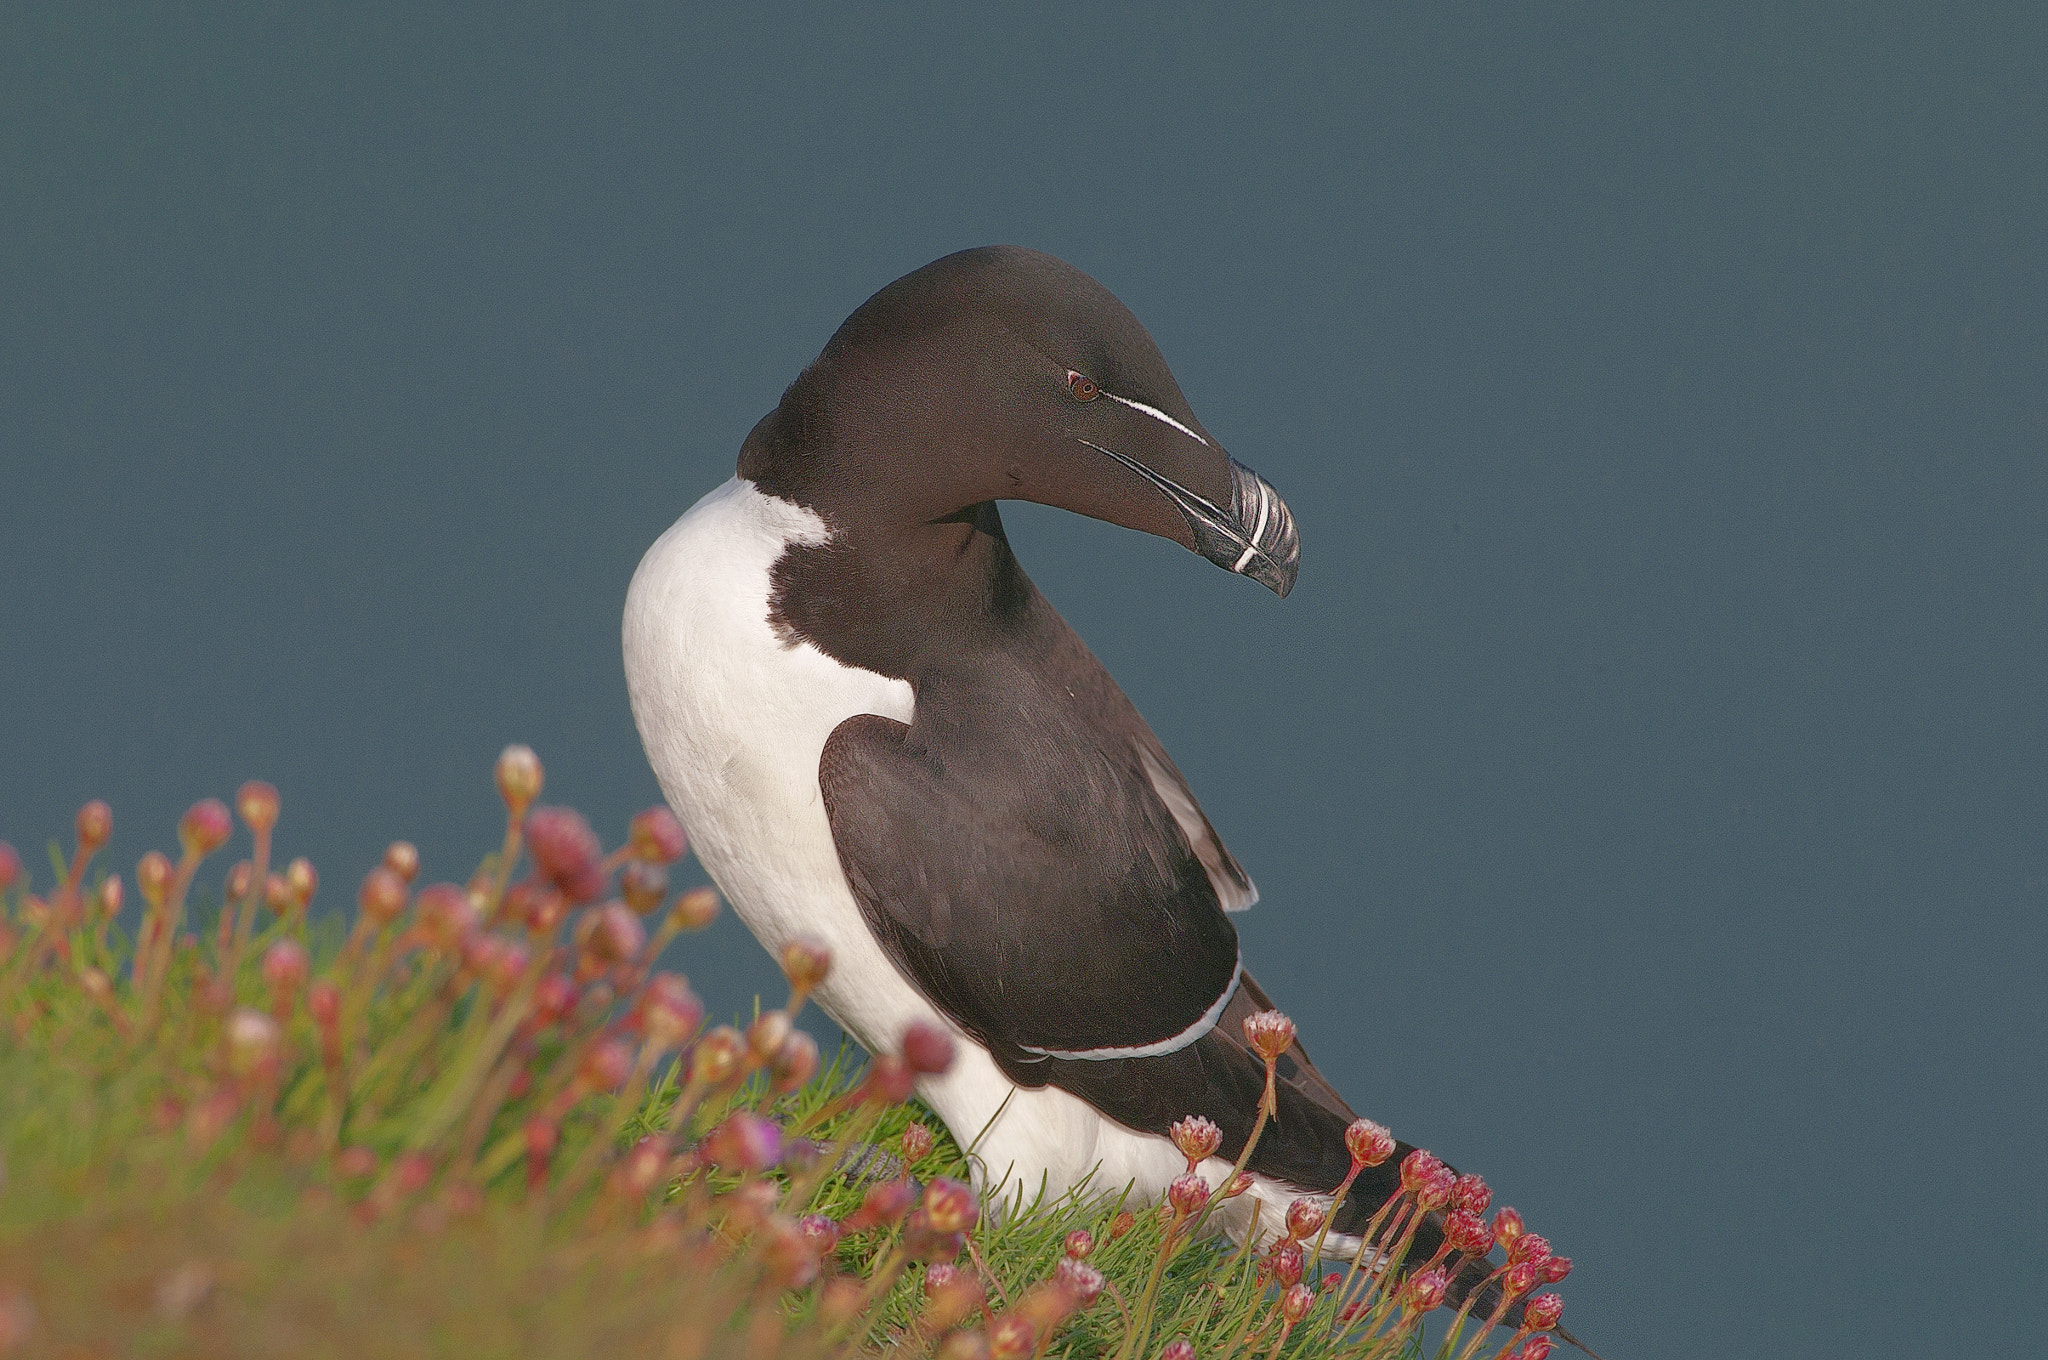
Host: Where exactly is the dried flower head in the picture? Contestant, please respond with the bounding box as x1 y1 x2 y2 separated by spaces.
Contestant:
1401 1266 1449 1313
1166 1171 1211 1217
1503 1258 1542 1298
235 781 279 835
627 806 688 864
1109 1210 1136 1240
76 799 113 853
1169 1114 1222 1166
1344 1117 1395 1168
1509 1233 1553 1269
1417 1164 1457 1211
495 744 544 813
1524 1292 1564 1330
1242 1009 1295 1062
1285 1197 1327 1241
179 799 233 858
579 902 645 968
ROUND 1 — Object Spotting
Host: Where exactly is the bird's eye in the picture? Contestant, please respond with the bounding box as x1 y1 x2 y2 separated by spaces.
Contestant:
1067 372 1100 402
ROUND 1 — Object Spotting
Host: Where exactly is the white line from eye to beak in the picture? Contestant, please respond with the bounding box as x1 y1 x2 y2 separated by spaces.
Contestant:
1103 391 1211 447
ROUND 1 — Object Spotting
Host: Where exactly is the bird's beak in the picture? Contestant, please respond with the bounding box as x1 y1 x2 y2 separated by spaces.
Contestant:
1078 440 1300 597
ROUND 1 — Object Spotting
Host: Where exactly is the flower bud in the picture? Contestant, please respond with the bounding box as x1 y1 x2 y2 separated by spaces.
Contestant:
1285 1197 1326 1241
0 843 20 893
262 939 308 1003
1266 1241 1304 1287
225 1007 282 1078
1054 1257 1105 1307
704 1111 784 1174
227 861 254 902
79 966 114 1004
798 1212 841 1255
415 883 480 953
747 1008 793 1062
935 1330 990 1360
1398 1149 1443 1197
1108 1210 1136 1240
76 799 113 854
771 1029 820 1092
1452 1172 1491 1214
1492 1206 1525 1247
1223 1171 1254 1199
284 856 317 909
1169 1114 1222 1166
668 885 721 931
922 1177 979 1234
580 901 645 967
1401 1267 1449 1313
1514 1338 1555 1360
179 799 233 858
1503 1258 1541 1298
628 806 688 864
383 841 420 882
524 807 605 902
495 745 544 813
854 1176 913 1230
987 1316 1036 1360
690 1026 745 1085
1509 1234 1552 1270
1338 1117 1390 1169
1418 1165 1456 1211
264 873 293 915
902 1019 956 1074
1443 1207 1494 1258
1523 1292 1564 1331
533 973 577 1025
1158 1341 1194 1360
1541 1255 1573 1283
1241 1009 1295 1061
136 850 174 909
308 980 341 1027
358 866 408 925
901 1122 935 1164
1280 1282 1315 1324
779 934 832 995
637 973 704 1051
578 1037 635 1092
97 874 123 921
1058 1228 1092 1260
863 1052 916 1103
235 781 279 836
1166 1171 1211 1217
619 860 667 915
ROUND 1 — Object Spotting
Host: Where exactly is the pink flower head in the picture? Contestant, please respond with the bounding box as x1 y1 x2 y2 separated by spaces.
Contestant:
1280 1282 1316 1324
760 1213 822 1289
1443 1207 1494 1258
179 798 233 858
1064 1228 1094 1259
988 1316 1036 1360
1503 1257 1542 1298
1401 1266 1449 1313
578 1037 635 1092
77 799 114 852
1223 1171 1255 1199
1523 1292 1564 1330
637 972 705 1051
1344 1117 1395 1168
902 1020 957 1075
690 1026 745 1085
284 856 317 908
923 1262 961 1295
1509 1233 1552 1270
533 972 578 1025
779 935 832 994
235 782 279 836
627 806 687 864
704 1112 785 1175
901 1122 935 1164
0 842 21 893
1541 1255 1573 1284
1492 1206 1526 1247
579 902 645 968
1265 1240 1305 1287
1054 1257 1106 1307
1159 1341 1195 1360
1399 1149 1444 1197
1166 1171 1211 1217
261 939 308 1002
1285 1197 1326 1241
1452 1173 1491 1214
494 744 544 812
668 885 721 930
922 1177 979 1234
524 806 605 901
383 840 420 882
308 979 341 1027
358 866 409 925
136 849 173 909
1418 1165 1457 1211
771 1029 820 1093
855 1176 914 1230
1169 1114 1222 1166
620 860 667 915
1513 1337 1555 1360
797 1212 840 1256
414 883 480 953
1242 1008 1296 1062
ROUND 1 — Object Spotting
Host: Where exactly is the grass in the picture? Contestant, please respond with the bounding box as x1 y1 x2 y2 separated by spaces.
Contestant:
0 751 1568 1360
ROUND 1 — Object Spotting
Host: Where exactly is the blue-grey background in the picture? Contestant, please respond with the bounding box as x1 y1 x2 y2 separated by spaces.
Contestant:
4 6 2043 1356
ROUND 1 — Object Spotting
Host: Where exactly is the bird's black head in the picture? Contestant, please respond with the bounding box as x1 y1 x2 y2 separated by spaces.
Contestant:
739 246 1299 597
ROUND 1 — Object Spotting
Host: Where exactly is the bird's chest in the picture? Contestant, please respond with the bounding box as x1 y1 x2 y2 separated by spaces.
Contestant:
621 477 920 1044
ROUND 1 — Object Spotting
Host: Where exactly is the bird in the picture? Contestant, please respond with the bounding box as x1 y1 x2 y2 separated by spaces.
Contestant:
623 246 1560 1333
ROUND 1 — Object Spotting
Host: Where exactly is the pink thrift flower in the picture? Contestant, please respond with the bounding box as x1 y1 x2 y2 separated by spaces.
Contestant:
1401 1267 1449 1313
1344 1117 1395 1168
1524 1292 1564 1330
1166 1172 1211 1217
1242 1009 1296 1061
1169 1114 1222 1166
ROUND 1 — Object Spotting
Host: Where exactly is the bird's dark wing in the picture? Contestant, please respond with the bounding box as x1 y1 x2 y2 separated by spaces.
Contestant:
818 708 1242 1065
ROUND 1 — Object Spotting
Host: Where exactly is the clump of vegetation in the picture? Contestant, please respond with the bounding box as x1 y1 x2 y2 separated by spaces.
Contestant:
0 749 1571 1359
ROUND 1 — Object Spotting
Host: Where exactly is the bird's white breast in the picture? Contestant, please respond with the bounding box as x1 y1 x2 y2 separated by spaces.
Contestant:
622 477 1195 1210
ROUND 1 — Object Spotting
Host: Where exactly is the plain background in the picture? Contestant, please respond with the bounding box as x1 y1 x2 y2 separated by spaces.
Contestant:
4 6 2044 1356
